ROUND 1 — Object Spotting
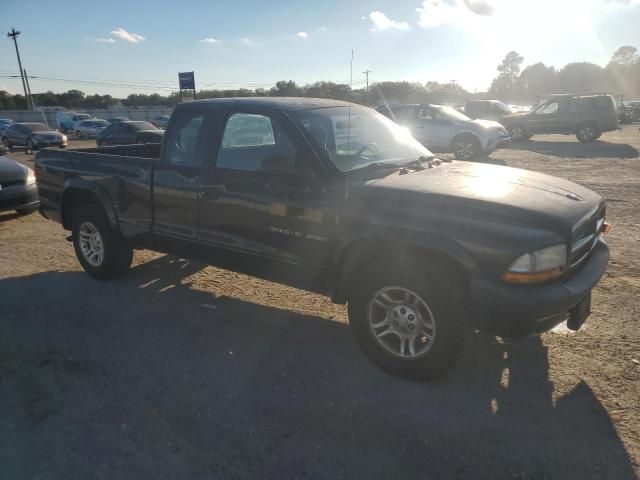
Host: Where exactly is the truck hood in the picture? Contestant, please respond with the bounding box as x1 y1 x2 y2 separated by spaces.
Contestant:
359 161 602 234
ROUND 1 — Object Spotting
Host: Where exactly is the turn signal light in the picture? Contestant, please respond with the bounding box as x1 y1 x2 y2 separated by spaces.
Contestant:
603 222 612 235
502 267 564 284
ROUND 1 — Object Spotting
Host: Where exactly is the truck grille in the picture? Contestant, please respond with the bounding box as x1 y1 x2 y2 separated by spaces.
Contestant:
570 204 605 269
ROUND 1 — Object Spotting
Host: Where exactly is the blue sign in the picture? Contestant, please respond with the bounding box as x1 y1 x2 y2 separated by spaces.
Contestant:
178 71 195 90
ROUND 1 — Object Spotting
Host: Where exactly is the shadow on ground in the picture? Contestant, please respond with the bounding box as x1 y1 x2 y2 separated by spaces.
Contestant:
0 255 636 479
507 139 639 159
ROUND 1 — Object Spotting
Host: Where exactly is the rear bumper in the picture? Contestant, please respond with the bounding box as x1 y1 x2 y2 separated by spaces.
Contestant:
469 240 609 337
0 184 39 212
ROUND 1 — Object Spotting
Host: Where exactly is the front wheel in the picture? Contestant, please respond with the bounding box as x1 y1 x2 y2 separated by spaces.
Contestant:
72 205 133 280
508 124 529 142
348 260 467 381
452 135 481 160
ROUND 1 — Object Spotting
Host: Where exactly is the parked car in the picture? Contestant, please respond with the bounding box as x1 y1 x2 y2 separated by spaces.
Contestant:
36 97 609 381
2 123 67 152
106 117 130 124
0 154 39 215
465 100 513 122
151 115 170 129
618 101 640 124
75 119 111 138
376 103 511 159
0 118 14 135
96 121 164 146
502 94 619 142
56 112 94 133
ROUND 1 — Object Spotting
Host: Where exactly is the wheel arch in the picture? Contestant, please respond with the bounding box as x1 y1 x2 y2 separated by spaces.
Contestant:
60 180 118 232
450 131 482 150
329 235 475 304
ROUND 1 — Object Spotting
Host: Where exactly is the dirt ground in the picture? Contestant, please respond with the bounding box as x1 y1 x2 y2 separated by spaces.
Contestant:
1 127 639 479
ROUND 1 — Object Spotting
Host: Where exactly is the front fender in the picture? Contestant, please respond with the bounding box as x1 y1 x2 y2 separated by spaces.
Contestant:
328 226 478 303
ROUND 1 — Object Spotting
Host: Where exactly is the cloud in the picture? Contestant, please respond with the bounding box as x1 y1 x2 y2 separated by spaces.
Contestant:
240 37 263 47
95 37 115 43
200 37 220 44
462 0 495 15
316 26 328 33
111 27 145 43
368 11 411 31
297 31 309 39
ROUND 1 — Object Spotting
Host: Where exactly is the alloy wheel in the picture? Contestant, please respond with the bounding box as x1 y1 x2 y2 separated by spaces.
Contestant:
367 286 437 359
78 221 105 267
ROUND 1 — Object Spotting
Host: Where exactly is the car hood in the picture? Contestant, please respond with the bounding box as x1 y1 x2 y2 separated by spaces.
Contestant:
0 155 28 183
453 118 505 131
356 161 602 234
33 131 64 139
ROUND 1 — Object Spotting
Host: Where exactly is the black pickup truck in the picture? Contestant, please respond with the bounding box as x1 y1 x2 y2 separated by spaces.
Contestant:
35 97 610 380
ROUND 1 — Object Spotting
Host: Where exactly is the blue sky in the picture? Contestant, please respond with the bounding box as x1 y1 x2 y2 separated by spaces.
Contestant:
1 0 639 97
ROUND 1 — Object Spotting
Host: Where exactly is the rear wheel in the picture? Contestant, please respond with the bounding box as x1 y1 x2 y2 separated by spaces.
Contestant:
1 137 10 149
576 122 599 143
348 260 467 381
452 135 481 160
72 205 133 280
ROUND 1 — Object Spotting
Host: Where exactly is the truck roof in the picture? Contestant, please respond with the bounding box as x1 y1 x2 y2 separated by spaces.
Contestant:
176 97 355 112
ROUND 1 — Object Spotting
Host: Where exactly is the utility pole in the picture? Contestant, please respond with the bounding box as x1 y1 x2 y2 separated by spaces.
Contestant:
7 28 32 110
363 70 372 93
23 69 34 110
349 49 354 86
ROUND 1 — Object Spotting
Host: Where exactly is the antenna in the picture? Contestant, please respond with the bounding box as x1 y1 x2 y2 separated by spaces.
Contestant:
346 49 354 200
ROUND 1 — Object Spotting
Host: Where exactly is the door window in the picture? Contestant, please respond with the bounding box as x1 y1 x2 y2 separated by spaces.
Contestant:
535 102 559 115
166 114 204 167
217 113 296 172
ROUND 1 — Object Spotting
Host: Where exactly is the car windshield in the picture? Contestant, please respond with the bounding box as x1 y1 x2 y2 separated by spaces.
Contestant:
290 106 432 173
76 114 91 120
23 123 50 132
129 121 158 131
436 106 471 122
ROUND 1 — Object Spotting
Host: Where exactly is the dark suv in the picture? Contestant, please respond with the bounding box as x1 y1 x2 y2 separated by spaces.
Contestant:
503 94 618 143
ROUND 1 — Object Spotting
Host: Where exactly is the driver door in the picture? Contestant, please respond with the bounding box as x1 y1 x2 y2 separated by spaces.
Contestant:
529 100 561 134
198 109 338 268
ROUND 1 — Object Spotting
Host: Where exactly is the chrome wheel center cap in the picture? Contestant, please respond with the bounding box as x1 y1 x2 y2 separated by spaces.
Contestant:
391 305 418 334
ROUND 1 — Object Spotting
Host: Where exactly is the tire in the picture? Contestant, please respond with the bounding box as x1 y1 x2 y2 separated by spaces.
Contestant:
508 124 528 142
576 122 600 143
348 259 467 381
452 135 481 160
97 140 103 147
71 205 133 280
26 138 35 154
1 137 10 149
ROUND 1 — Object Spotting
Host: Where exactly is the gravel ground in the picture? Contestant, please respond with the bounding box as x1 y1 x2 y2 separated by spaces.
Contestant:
1 128 639 479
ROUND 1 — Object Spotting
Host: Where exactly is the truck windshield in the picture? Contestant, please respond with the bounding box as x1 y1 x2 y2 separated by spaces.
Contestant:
290 106 432 173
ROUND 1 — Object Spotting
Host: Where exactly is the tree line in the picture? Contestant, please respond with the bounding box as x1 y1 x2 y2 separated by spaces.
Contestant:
489 46 640 102
1 45 637 110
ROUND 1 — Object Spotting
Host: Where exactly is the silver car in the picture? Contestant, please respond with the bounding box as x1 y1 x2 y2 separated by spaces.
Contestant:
377 104 511 160
75 119 110 138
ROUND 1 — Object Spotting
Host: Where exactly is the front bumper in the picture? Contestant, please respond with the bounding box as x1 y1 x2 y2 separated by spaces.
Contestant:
486 136 511 151
33 139 67 148
0 183 39 212
469 240 609 337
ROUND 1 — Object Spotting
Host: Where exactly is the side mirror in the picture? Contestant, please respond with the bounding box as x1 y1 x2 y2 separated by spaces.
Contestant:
259 155 313 178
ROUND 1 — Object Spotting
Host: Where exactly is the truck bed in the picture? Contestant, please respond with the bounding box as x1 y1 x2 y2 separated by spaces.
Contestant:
35 143 162 238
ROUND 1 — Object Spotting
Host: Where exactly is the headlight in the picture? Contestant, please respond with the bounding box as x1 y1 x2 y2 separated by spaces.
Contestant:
62 135 68 141
26 169 36 186
502 244 567 284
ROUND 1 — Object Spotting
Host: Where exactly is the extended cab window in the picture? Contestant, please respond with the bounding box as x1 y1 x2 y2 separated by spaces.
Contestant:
217 113 296 172
166 114 204 167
